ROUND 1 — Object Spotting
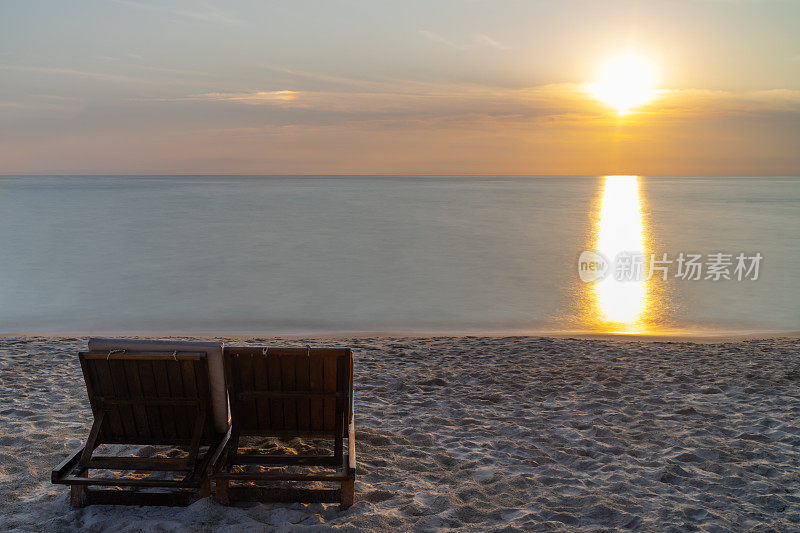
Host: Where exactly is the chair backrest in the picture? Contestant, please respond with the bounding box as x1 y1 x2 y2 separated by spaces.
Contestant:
87 338 228 433
78 350 218 445
224 347 352 437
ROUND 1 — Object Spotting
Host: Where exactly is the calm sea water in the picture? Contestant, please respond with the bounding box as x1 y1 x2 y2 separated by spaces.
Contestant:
0 175 797 335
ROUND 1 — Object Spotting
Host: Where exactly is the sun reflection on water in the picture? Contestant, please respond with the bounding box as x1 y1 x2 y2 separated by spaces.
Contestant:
590 175 652 333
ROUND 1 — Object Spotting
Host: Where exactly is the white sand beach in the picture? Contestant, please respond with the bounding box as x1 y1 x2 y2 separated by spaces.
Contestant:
1 335 799 531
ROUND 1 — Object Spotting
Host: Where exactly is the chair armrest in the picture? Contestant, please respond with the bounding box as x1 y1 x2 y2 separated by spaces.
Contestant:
206 426 233 476
52 447 83 483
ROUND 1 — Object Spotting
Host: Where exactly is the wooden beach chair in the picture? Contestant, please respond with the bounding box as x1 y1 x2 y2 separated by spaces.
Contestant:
52 338 231 507
213 346 356 509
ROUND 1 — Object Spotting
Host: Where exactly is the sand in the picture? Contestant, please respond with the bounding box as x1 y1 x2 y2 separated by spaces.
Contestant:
1 335 799 531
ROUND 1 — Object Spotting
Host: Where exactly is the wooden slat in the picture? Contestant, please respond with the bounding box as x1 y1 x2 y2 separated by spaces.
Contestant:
232 428 338 438
152 359 177 439
180 359 199 438
166 360 189 438
82 351 204 361
295 353 311 431
184 406 207 476
238 354 258 430
123 360 151 440
96 437 211 446
213 471 350 482
138 361 163 440
59 476 199 488
267 354 284 429
238 390 347 399
90 359 125 440
251 353 271 430
280 353 298 430
334 355 348 460
348 355 354 423
80 358 106 441
193 357 215 440
180 360 198 399
230 454 339 466
336 354 350 394
87 456 191 471
225 347 350 356
323 354 337 431
309 351 324 432
98 397 201 406
108 359 137 440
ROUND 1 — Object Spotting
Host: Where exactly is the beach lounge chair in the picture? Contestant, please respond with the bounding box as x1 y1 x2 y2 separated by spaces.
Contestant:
51 338 231 507
213 346 356 509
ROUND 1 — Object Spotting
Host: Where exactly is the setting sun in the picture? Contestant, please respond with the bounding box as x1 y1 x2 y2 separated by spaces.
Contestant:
589 52 660 114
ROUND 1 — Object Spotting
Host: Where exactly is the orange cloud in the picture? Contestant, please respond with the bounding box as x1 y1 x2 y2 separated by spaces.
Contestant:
181 90 301 104
4 81 799 175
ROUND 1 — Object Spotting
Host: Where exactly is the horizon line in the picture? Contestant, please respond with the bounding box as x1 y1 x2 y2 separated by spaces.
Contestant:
2 173 799 178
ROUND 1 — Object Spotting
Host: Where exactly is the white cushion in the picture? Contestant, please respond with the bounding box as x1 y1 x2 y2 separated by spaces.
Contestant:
87 338 229 433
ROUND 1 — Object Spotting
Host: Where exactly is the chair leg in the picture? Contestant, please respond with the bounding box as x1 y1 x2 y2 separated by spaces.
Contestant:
214 480 230 505
340 478 354 510
70 469 87 508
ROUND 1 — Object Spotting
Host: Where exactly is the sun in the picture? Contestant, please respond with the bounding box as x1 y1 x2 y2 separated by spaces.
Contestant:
588 52 659 115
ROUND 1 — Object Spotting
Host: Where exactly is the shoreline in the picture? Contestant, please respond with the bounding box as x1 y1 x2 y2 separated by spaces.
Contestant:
1 330 799 344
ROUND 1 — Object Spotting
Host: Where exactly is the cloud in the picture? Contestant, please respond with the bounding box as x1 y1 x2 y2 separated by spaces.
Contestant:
171 90 301 105
151 83 585 121
418 30 467 49
0 65 158 85
648 88 800 118
111 0 244 26
0 101 76 113
0 94 84 114
150 82 800 130
473 34 511 51
419 30 510 51
6 76 799 175
258 65 383 90
92 54 209 77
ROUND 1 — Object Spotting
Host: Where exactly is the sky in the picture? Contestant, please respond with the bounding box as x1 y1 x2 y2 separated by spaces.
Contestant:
1 0 799 175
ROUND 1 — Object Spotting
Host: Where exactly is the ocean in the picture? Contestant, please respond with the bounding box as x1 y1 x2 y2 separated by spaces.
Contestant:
1 175 797 335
